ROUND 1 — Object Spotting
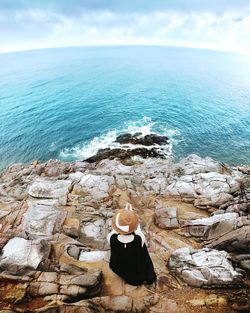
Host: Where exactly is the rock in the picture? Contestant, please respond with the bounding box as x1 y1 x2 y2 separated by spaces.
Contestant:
68 171 86 182
0 268 102 304
169 247 243 287
181 213 239 241
60 285 87 297
28 178 72 205
165 180 196 198
0 237 50 272
44 160 73 177
94 159 132 175
80 216 111 249
23 199 67 238
226 201 250 215
93 295 133 312
73 174 114 200
208 225 250 253
67 245 81 259
238 166 250 175
115 132 169 146
0 153 249 312
83 132 170 163
233 254 250 273
188 295 227 307
144 177 167 194
185 212 238 226
28 281 59 297
0 283 27 304
60 263 87 275
83 147 166 164
59 271 101 287
239 260 250 273
221 190 250 215
79 250 110 262
154 207 179 229
165 170 243 208
63 221 80 239
175 154 224 175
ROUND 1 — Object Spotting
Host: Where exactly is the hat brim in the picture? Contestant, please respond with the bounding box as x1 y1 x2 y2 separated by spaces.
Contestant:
112 210 139 235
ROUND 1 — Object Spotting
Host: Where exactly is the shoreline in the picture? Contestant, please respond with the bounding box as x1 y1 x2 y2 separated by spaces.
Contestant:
0 152 249 312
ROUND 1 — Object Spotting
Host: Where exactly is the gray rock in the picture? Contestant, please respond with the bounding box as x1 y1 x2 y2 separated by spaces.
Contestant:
74 174 114 200
185 213 238 226
0 237 50 272
28 282 59 297
23 200 67 238
94 295 133 312
80 216 111 249
95 158 132 175
208 225 250 253
79 250 110 262
144 177 167 194
176 154 224 175
169 247 243 287
164 170 243 208
181 213 239 241
28 178 72 205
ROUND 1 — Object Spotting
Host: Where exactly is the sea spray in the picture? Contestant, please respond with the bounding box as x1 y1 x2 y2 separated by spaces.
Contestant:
59 116 182 162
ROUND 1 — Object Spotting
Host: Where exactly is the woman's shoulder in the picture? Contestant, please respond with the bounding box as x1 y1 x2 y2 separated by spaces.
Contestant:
107 228 147 248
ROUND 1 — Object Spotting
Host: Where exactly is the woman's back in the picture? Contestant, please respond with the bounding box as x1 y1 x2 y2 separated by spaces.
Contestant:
109 231 156 286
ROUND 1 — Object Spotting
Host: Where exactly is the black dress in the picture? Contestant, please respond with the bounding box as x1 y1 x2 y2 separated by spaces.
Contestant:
109 232 157 286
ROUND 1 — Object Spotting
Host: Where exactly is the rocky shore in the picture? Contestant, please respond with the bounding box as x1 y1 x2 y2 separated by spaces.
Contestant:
0 133 249 312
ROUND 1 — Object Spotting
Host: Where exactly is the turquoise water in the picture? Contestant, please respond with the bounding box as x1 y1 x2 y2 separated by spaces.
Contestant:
0 46 249 171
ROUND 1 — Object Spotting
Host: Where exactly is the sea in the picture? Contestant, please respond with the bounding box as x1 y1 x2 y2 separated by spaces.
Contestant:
0 46 249 171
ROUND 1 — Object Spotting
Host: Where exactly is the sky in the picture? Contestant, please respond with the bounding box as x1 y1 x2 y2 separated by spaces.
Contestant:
0 0 250 54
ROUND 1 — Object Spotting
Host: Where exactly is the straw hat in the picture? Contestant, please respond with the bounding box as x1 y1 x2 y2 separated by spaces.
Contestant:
112 203 139 235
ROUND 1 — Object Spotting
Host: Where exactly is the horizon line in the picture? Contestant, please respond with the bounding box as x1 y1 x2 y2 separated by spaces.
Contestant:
0 44 246 57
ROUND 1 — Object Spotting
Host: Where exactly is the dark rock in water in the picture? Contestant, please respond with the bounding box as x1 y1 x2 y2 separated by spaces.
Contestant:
115 132 169 146
83 132 169 163
83 147 165 163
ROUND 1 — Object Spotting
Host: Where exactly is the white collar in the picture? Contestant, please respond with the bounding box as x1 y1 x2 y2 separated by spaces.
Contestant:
107 227 146 248
117 234 134 243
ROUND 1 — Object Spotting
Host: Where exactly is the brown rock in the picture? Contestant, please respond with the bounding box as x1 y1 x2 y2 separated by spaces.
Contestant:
154 207 179 229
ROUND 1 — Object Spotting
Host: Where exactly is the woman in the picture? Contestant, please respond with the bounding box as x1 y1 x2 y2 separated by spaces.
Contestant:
107 203 156 286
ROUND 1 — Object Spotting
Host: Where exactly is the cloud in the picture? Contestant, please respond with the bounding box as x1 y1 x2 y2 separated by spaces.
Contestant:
0 4 250 54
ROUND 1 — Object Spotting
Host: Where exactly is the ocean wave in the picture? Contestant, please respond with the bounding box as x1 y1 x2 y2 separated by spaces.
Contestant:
59 116 182 161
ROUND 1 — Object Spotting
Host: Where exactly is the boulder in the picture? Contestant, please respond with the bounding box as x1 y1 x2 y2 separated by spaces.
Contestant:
208 225 250 253
174 154 225 175
181 213 238 241
83 147 166 164
73 174 114 200
79 250 110 262
23 200 67 238
115 132 169 146
0 237 50 272
169 247 243 287
165 171 243 208
28 178 72 205
80 217 111 250
154 207 179 229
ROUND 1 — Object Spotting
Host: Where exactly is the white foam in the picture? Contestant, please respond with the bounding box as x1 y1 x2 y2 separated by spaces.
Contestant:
59 116 182 161
49 142 57 151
